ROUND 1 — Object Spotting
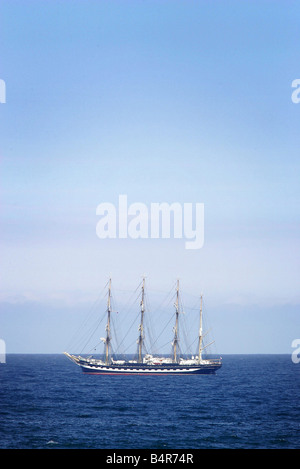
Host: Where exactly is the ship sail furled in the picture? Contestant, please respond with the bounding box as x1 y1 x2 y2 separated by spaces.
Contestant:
172 279 180 363
105 278 112 365
137 277 145 363
198 294 203 363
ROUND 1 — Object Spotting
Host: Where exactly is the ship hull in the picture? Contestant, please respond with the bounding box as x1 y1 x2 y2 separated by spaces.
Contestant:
79 362 222 375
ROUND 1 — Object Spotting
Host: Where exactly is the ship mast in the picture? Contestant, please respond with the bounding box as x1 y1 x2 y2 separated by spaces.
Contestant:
198 294 203 363
172 279 180 363
137 277 145 363
105 278 112 365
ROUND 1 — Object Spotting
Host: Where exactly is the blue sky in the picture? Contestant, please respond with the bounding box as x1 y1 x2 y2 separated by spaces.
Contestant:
0 1 299 353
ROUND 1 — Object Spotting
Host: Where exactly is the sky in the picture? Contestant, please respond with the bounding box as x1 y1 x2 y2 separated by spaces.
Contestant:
0 0 299 354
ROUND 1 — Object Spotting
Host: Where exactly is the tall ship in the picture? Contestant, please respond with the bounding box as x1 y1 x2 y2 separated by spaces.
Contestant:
64 278 222 375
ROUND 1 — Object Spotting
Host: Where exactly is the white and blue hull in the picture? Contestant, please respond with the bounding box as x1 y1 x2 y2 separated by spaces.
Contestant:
65 354 222 375
80 363 221 375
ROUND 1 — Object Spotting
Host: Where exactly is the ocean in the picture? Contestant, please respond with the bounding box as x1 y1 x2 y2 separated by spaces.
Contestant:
0 354 299 450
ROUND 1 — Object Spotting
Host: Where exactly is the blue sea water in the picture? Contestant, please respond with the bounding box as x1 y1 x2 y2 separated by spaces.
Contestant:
0 354 299 449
